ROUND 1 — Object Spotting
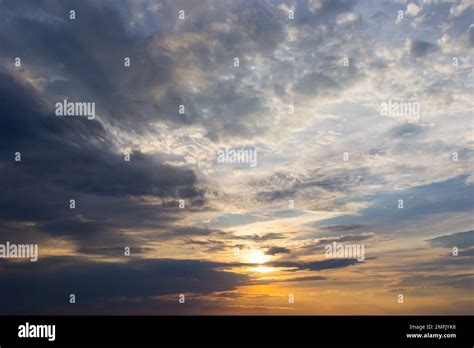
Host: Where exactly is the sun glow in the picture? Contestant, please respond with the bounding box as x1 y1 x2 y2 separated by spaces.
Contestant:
246 250 270 265
250 266 275 273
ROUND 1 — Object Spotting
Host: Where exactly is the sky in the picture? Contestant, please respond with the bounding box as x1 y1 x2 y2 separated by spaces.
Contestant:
0 0 473 315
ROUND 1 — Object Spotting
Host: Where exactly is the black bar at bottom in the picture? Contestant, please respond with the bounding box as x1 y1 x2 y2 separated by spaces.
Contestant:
0 316 472 346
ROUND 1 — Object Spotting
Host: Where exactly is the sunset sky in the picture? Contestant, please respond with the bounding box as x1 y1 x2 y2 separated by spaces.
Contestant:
0 0 473 315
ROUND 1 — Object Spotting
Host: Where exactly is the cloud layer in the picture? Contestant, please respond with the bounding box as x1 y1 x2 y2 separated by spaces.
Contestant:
0 0 472 314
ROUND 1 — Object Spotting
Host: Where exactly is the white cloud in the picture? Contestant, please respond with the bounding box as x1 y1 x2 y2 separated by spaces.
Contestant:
406 3 421 17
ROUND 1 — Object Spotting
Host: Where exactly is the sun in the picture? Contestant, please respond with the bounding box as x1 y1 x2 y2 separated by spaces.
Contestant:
246 250 270 264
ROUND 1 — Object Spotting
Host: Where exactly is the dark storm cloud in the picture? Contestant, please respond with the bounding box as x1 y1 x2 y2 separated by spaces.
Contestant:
0 73 202 199
426 230 474 249
269 258 360 272
0 69 204 249
0 257 251 314
0 0 287 140
76 246 155 257
265 246 291 255
409 40 438 58
0 0 178 131
35 218 114 240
